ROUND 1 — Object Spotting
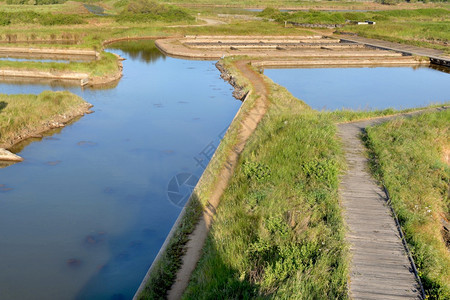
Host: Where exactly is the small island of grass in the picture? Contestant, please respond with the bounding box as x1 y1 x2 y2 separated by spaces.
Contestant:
0 91 92 149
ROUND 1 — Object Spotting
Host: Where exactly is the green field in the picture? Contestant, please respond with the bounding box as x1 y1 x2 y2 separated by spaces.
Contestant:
0 51 118 77
365 110 450 299
0 0 447 53
184 73 349 299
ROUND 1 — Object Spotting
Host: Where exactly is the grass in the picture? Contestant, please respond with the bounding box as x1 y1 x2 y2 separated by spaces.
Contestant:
0 18 316 50
343 20 450 53
0 51 118 77
159 0 447 9
0 10 86 26
257 7 450 53
137 52 446 299
0 91 87 147
323 103 450 123
0 0 447 54
116 0 194 23
181 60 349 299
364 110 450 299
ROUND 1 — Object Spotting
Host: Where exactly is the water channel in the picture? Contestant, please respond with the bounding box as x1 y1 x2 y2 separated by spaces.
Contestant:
264 66 449 110
1 41 449 300
0 41 240 300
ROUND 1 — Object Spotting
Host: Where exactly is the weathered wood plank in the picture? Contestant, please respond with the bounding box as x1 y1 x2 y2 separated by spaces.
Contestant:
338 119 421 299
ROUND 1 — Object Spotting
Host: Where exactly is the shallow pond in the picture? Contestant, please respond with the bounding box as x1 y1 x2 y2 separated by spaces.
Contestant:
83 4 108 16
264 66 449 110
0 41 240 300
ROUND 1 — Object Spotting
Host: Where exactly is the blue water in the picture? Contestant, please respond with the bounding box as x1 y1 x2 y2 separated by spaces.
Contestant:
0 42 240 300
84 4 109 16
264 66 449 110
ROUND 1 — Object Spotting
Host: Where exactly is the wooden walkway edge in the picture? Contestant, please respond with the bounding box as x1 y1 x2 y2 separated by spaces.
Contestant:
338 114 427 299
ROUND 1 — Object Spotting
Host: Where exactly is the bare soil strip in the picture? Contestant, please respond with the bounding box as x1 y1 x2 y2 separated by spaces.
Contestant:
166 60 268 299
337 108 448 300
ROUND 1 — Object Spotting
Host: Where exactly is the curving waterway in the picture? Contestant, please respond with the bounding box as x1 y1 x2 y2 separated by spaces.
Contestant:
0 41 241 300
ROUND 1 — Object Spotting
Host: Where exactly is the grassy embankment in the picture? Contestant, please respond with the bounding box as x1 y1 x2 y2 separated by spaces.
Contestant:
0 0 315 77
160 0 447 9
259 7 450 53
137 53 448 298
139 57 349 299
0 0 448 54
0 91 87 147
0 51 118 77
365 110 450 299
183 59 348 299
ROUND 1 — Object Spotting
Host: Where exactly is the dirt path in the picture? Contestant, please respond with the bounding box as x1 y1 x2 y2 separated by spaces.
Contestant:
167 61 268 299
167 17 226 28
337 108 448 299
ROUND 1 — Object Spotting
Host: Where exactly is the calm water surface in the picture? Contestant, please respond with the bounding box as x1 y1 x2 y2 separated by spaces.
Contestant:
265 66 449 110
0 42 240 299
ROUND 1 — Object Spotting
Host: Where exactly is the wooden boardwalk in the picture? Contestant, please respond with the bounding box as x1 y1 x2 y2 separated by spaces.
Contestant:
338 118 422 300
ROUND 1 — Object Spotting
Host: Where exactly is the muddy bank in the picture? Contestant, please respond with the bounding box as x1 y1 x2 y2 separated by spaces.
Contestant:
215 61 247 100
0 102 93 150
0 148 23 162
0 67 122 87
88 54 123 87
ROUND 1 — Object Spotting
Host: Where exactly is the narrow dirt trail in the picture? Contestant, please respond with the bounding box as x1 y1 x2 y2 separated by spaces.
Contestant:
338 107 447 299
167 17 227 28
167 61 268 299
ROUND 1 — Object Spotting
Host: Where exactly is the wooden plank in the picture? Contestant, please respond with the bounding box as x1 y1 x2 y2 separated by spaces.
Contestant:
338 118 421 299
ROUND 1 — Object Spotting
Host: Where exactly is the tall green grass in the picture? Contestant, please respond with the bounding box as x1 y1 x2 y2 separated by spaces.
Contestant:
116 0 194 23
0 51 118 77
183 65 348 299
365 110 450 299
0 11 85 26
0 91 87 147
257 7 449 51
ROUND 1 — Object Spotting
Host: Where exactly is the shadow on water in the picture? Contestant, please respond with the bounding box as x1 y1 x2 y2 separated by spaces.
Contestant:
429 64 450 74
7 114 87 155
107 40 166 64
